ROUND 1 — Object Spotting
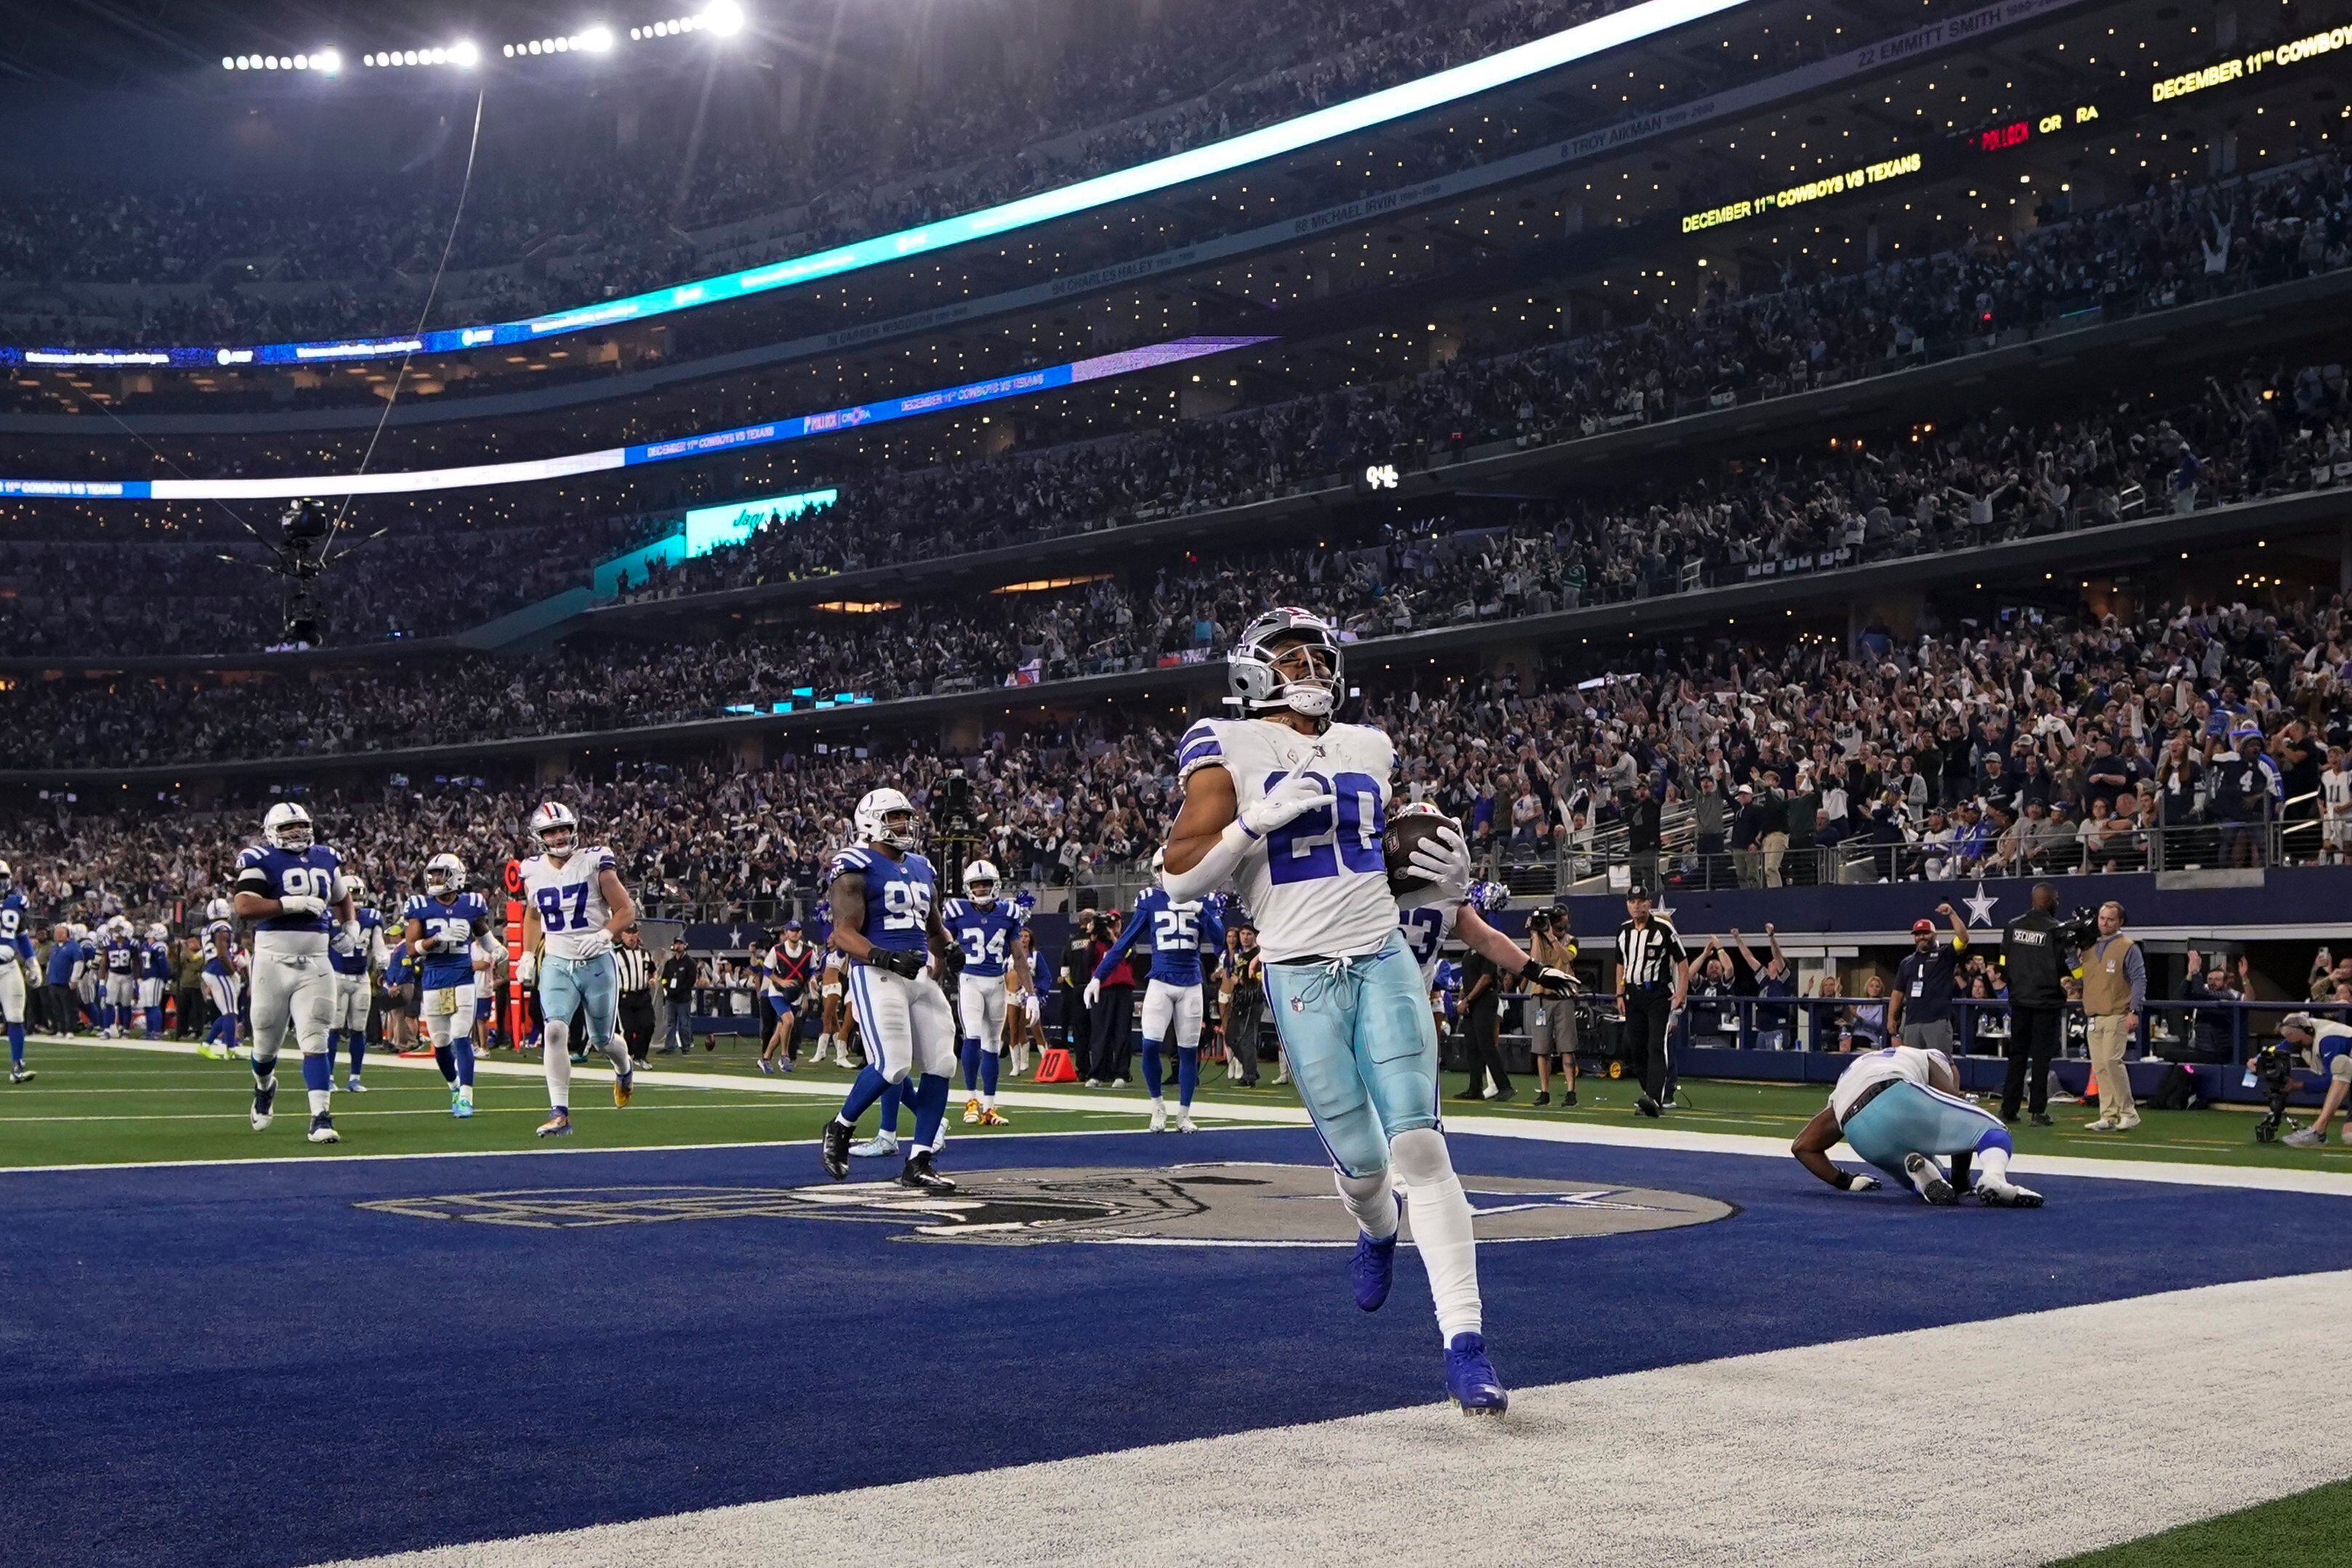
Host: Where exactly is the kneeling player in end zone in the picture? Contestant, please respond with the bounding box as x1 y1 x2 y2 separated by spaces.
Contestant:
818 788 963 1193
1161 607 1506 1414
1793 1044 2043 1206
520 802 638 1139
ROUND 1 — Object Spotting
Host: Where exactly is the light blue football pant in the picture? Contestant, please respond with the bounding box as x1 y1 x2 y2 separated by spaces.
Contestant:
1842 1080 2007 1182
539 951 619 1048
1261 931 1440 1179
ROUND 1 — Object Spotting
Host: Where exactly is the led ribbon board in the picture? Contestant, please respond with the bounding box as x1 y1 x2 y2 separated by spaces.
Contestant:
0 0 1750 373
0 336 1272 501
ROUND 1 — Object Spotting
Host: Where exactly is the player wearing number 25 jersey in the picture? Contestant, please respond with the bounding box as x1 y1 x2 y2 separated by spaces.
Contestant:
1161 606 1507 1415
817 786 961 1195
518 801 637 1139
1093 870 1225 1131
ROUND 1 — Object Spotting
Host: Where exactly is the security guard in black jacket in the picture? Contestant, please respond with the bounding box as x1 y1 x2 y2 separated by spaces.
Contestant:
1999 881 2071 1124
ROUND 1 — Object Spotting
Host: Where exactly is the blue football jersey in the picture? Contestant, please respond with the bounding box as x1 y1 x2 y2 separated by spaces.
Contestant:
102 937 136 976
941 898 1023 978
233 844 343 942
403 892 491 988
330 905 382 977
1097 886 1223 988
141 941 172 981
827 846 936 956
384 947 419 990
0 890 30 960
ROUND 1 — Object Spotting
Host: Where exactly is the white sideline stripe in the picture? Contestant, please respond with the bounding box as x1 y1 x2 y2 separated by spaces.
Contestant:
22 1035 2352 1194
313 1270 2352 1568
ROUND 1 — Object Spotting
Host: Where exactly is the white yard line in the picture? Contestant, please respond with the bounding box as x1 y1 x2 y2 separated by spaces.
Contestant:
313 1269 2352 1568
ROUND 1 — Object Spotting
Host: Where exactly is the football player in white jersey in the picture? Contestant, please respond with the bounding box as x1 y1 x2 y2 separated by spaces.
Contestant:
1160 607 1508 1413
1792 1045 2044 1206
232 802 355 1144
518 801 637 1138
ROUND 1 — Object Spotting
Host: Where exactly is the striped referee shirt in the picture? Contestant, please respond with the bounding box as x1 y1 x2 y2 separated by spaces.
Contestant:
1616 917 1688 991
613 945 653 995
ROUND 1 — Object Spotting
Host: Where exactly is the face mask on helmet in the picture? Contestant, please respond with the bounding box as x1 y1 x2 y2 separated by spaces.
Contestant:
264 804 314 852
1227 610 1344 719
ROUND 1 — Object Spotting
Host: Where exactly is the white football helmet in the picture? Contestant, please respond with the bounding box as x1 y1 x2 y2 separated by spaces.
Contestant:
147 923 168 942
528 801 579 857
962 860 999 901
262 801 314 852
69 923 87 941
206 897 233 924
1226 606 1344 718
342 875 368 905
854 788 922 851
424 854 466 896
0 858 12 889
109 915 133 937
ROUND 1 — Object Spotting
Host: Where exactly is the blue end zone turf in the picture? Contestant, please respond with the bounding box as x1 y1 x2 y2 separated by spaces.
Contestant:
5 1130 2349 1568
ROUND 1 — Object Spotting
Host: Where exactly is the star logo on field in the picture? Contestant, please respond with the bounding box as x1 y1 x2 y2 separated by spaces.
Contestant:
1962 882 1999 927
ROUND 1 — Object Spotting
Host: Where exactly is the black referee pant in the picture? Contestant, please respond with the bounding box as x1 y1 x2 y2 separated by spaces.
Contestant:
2002 1003 2063 1119
1459 1000 1511 1099
1623 986 1675 1104
619 991 656 1064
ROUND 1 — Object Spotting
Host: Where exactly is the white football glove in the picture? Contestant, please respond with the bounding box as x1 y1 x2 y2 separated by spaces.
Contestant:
277 894 327 917
1239 769 1336 839
517 950 538 987
1083 978 1102 1009
1409 823 1473 904
1843 1172 1884 1193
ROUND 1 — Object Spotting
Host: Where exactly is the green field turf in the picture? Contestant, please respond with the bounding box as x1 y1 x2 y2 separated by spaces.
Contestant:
4 1032 2346 1172
2047 1479 2352 1566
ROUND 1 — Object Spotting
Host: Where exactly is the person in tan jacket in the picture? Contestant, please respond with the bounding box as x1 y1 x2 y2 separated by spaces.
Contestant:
2079 901 2145 1132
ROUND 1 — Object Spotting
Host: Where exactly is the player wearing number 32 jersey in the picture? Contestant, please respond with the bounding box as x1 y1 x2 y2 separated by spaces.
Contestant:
518 801 638 1139
1162 607 1507 1415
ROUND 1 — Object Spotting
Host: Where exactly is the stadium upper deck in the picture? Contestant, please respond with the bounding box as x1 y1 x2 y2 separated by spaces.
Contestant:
8 0 2335 435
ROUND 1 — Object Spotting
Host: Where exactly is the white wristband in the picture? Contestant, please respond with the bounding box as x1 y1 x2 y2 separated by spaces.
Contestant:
1162 820 1254 903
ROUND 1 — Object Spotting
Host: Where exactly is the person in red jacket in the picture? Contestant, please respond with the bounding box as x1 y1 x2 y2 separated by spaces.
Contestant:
1086 910 1136 1087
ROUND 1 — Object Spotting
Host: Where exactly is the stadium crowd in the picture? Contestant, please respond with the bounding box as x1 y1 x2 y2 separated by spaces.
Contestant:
0 0 1670 348
4 328 2346 763
3 148 2343 660
11 567 2352 934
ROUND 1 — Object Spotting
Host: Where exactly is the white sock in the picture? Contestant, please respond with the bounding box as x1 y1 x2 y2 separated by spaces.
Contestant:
1978 1144 2012 1187
1334 1165 1398 1240
307 1088 331 1116
544 1019 573 1109
1390 1128 1482 1343
600 1035 631 1077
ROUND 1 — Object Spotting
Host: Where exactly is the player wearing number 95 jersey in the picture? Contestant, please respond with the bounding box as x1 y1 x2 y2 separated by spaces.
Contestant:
519 801 638 1139
233 802 355 1145
817 787 963 1194
1161 606 1507 1415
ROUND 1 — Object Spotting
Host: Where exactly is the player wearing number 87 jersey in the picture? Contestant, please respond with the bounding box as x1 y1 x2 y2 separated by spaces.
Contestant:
817 787 962 1193
1161 606 1507 1415
519 802 637 1138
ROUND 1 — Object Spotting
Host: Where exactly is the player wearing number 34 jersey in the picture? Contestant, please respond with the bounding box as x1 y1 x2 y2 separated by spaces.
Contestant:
1162 607 1507 1415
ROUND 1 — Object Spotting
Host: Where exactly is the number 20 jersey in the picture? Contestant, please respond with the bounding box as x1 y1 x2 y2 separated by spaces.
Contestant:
1177 716 1395 963
519 847 618 961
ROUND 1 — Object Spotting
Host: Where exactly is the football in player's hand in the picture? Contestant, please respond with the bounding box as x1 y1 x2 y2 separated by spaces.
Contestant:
1383 811 1461 895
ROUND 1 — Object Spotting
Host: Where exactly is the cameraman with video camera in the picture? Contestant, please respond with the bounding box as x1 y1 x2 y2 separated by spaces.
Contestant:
1523 906 1579 1106
1997 881 2074 1126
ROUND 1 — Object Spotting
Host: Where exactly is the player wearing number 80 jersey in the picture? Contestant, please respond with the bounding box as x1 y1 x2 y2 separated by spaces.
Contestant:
1162 606 1507 1415
518 801 637 1139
